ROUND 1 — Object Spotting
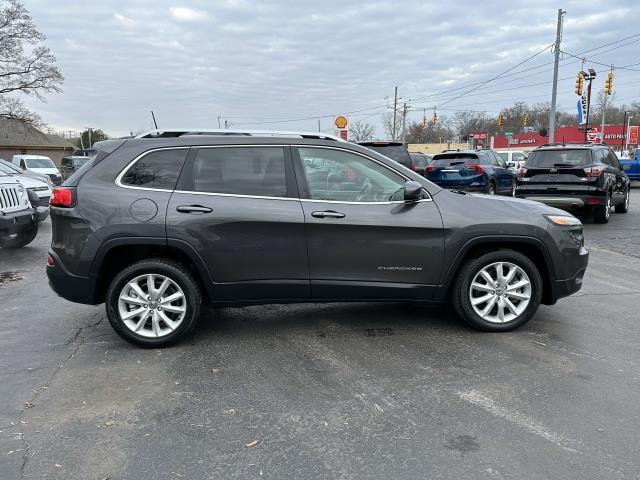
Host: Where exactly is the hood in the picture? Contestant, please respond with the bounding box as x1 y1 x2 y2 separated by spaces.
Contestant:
466 192 571 217
5 174 50 190
27 167 60 175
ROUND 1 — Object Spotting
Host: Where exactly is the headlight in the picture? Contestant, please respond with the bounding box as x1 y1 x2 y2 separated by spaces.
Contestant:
545 214 582 226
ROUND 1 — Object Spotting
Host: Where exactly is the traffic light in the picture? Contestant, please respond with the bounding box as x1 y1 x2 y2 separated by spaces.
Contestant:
523 115 528 127
422 115 427 127
432 112 438 125
498 113 503 127
575 71 585 95
604 70 614 95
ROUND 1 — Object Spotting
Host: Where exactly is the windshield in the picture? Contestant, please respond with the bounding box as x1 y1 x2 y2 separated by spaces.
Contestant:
0 162 18 175
25 158 56 168
73 157 91 167
363 145 412 167
526 149 591 167
0 160 22 174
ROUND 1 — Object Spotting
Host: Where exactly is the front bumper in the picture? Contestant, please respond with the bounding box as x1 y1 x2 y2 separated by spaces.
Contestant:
46 250 99 304
547 245 589 304
0 206 49 234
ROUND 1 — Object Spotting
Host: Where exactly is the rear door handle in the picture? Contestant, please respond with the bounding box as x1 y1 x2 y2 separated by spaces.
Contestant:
176 205 213 214
311 210 345 219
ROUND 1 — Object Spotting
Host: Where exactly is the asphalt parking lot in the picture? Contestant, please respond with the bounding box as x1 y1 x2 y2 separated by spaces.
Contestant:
1 195 639 480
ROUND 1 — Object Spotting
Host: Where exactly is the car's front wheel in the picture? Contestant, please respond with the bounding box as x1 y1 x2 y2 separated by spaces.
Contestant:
451 250 543 331
105 259 201 347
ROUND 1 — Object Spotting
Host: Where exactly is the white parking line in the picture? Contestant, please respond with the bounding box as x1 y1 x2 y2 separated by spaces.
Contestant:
456 390 578 453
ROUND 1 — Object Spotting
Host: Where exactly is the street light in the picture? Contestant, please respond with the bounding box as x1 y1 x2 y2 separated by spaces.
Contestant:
583 69 597 142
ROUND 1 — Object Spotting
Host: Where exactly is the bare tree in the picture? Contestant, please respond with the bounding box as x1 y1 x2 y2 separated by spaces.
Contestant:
383 112 402 141
348 120 375 142
0 0 63 127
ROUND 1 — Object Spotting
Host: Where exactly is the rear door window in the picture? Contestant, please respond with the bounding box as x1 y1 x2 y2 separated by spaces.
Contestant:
432 154 478 166
179 147 288 197
120 148 189 190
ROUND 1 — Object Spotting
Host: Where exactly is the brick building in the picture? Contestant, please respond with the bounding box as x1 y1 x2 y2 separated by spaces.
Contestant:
0 118 75 166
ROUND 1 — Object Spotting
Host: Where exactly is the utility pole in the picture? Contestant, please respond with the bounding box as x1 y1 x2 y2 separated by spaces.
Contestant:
217 116 221 128
392 86 398 141
625 115 633 152
318 119 321 132
584 69 596 142
600 94 607 144
150 110 158 129
621 111 628 153
401 103 408 143
548 8 565 143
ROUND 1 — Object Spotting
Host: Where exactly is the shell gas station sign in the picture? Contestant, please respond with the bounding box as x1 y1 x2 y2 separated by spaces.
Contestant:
335 116 348 140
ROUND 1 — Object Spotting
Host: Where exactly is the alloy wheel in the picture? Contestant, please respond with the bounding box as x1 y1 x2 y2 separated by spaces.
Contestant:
469 261 532 323
117 274 187 338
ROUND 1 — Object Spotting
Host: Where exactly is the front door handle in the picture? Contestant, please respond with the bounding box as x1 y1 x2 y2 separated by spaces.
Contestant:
176 205 213 214
311 210 345 219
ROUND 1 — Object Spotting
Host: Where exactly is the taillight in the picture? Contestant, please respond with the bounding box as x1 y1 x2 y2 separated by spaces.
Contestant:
50 187 74 207
517 167 528 179
584 165 605 177
47 255 55 266
424 165 437 176
465 164 484 174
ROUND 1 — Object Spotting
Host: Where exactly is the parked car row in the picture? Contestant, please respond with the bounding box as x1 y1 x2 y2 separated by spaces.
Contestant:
356 141 631 223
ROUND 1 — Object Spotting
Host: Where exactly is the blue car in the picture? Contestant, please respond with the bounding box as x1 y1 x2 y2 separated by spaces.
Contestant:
424 149 516 196
619 151 639 181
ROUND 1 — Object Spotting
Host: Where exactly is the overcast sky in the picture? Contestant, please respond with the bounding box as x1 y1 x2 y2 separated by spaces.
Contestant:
21 0 640 137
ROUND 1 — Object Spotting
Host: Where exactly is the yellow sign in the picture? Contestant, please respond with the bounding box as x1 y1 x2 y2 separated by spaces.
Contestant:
335 116 348 129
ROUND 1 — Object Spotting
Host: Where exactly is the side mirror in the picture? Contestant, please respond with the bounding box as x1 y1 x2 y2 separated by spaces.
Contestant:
404 180 423 202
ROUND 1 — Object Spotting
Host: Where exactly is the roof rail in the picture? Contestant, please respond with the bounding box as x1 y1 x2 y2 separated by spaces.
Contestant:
135 129 345 142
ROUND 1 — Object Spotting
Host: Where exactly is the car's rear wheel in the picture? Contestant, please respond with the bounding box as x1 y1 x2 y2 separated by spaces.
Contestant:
0 224 38 249
487 181 496 195
615 187 630 213
105 259 201 347
451 250 543 331
594 192 611 223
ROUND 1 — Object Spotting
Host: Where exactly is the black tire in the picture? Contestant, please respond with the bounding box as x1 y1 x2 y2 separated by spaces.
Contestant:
451 249 543 332
105 259 201 348
510 181 517 197
0 224 38 249
593 192 611 223
487 181 496 195
615 187 630 213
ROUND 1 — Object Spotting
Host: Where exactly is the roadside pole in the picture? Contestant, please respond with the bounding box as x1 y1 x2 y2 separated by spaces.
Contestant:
600 95 606 144
548 8 564 143
392 86 398 141
622 111 627 153
401 102 408 143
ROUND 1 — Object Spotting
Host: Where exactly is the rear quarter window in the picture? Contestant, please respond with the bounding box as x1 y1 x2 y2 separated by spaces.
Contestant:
120 148 189 190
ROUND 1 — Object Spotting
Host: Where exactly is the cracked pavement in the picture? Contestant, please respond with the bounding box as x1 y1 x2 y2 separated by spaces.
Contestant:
1 192 639 479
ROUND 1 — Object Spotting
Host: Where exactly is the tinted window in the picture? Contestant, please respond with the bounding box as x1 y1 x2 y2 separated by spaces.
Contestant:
497 152 509 161
361 144 412 168
184 147 287 197
526 149 591 167
121 148 188 190
410 153 430 169
513 152 526 162
299 147 406 202
607 151 621 170
432 153 479 166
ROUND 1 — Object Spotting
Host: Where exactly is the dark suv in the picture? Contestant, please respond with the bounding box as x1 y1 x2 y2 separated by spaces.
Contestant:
515 143 630 223
46 131 589 347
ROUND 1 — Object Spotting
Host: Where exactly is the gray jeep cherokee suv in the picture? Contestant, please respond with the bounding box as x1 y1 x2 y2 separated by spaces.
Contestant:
46 131 589 347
